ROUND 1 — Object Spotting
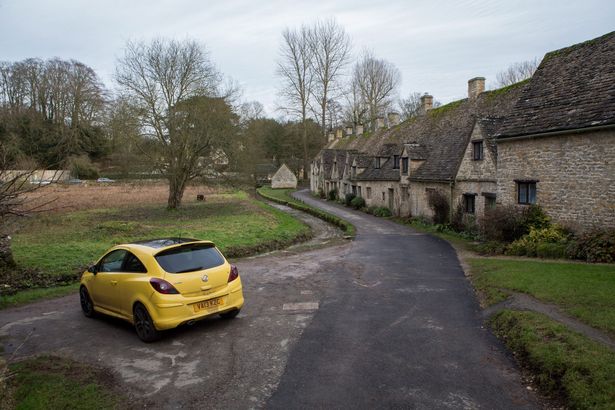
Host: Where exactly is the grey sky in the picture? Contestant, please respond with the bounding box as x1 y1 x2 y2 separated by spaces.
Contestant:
1 0 613 116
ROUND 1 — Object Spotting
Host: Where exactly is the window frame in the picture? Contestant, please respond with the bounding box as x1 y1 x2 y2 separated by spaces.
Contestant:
123 252 148 273
97 249 128 273
472 140 484 161
374 157 381 169
463 193 476 214
401 157 409 174
516 180 537 205
393 155 400 169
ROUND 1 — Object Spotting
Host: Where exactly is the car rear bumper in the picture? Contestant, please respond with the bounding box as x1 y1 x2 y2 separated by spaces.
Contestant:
150 279 244 330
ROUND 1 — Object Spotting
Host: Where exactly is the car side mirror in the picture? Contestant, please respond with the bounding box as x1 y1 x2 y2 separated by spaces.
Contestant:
88 264 98 275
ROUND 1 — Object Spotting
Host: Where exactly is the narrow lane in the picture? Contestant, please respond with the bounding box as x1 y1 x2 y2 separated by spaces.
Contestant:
267 190 538 409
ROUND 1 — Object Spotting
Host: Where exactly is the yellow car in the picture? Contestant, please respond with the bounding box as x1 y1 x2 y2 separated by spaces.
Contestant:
79 238 244 342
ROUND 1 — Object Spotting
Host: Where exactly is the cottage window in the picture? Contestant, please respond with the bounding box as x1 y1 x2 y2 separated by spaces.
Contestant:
352 185 357 195
352 166 356 178
382 192 385 201
463 194 476 214
401 157 409 174
375 157 381 169
482 192 496 210
393 155 400 169
517 181 537 205
473 141 484 160
357 186 362 197
366 187 372 199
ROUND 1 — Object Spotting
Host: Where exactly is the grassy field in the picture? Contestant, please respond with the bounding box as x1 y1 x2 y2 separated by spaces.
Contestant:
492 310 615 409
6 355 127 409
468 258 615 336
257 186 355 236
2 183 310 307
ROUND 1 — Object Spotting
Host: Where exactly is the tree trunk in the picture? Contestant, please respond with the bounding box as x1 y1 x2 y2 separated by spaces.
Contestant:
0 235 16 270
302 120 308 182
167 175 188 210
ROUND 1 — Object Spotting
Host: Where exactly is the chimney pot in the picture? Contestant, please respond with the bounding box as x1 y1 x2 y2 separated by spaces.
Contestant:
420 94 434 114
468 77 485 99
375 117 385 131
345 126 353 136
327 132 335 142
356 124 364 136
335 129 343 139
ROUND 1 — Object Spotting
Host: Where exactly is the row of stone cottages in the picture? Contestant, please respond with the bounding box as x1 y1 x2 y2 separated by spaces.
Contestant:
310 31 615 230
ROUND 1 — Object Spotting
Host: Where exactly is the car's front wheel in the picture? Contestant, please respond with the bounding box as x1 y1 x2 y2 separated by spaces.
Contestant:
133 304 162 342
79 286 95 317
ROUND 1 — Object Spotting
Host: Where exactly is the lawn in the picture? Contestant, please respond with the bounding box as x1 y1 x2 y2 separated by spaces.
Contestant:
1 187 309 307
492 310 615 409
469 258 615 336
6 355 127 410
257 186 355 236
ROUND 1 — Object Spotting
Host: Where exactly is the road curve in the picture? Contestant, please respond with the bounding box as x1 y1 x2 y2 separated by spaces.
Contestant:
267 189 538 409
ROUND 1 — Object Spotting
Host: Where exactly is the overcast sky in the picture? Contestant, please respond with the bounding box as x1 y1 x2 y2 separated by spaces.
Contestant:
1 0 614 116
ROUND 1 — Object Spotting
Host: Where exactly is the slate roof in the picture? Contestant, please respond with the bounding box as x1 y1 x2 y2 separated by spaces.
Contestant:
355 157 400 181
477 117 505 159
323 80 527 182
498 31 615 138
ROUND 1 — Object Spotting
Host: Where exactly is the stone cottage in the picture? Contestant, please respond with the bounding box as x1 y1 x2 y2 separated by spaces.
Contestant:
271 164 298 189
496 31 615 229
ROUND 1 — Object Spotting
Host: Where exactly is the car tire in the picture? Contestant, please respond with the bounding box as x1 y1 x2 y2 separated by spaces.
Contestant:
220 308 241 319
79 286 95 318
133 304 162 342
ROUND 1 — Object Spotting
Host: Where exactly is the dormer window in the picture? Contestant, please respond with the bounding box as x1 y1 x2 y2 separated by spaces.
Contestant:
352 166 356 178
401 157 409 174
393 155 400 169
375 157 381 169
473 141 484 160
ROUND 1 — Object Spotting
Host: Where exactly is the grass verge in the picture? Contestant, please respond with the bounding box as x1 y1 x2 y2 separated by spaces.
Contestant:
257 187 355 236
6 355 129 410
492 310 615 409
469 258 615 336
2 191 310 308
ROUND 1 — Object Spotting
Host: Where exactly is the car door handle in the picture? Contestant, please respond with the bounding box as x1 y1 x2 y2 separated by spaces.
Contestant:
110 280 118 285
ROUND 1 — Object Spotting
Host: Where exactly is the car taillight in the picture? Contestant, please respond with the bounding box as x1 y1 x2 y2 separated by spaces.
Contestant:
150 278 179 294
228 265 239 282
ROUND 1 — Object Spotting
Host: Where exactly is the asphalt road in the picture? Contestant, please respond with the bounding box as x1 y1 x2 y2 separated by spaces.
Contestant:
0 192 539 409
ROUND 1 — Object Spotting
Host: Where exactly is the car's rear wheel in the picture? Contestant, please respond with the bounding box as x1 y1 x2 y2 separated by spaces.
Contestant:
220 308 241 319
79 286 95 317
133 304 162 342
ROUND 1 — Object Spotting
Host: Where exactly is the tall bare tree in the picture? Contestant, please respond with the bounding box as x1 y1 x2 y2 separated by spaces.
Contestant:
398 92 441 121
307 19 351 137
352 52 401 130
115 38 228 209
276 25 314 179
495 58 539 87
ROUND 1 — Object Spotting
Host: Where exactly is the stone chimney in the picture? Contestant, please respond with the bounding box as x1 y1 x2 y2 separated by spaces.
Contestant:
345 125 353 136
420 94 433 114
468 77 485 99
387 112 400 127
356 124 364 136
375 117 385 131
327 132 335 142
335 129 343 139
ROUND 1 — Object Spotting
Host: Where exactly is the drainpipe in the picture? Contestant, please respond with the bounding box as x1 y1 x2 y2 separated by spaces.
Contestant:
449 181 455 223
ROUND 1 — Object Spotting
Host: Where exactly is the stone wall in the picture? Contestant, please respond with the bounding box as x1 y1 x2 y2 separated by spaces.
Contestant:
497 129 615 230
456 124 497 182
408 181 451 219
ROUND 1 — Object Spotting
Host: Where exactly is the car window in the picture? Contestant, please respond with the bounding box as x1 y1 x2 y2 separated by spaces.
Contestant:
99 249 127 272
155 244 225 273
123 252 147 273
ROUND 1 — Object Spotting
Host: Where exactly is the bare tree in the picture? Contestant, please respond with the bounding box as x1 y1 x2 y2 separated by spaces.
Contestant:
276 25 314 179
343 77 367 127
398 92 422 121
352 52 401 130
307 19 351 137
495 58 539 87
115 38 227 209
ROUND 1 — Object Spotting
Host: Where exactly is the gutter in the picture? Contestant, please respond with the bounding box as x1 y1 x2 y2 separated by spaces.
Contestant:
498 123 615 142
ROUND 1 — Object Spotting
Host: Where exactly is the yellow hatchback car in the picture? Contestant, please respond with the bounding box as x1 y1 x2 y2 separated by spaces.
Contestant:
80 238 244 342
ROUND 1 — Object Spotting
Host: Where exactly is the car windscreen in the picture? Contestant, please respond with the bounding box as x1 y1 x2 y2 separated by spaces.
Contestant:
155 244 225 273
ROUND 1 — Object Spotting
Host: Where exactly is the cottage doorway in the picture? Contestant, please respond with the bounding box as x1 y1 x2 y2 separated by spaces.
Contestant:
388 188 394 211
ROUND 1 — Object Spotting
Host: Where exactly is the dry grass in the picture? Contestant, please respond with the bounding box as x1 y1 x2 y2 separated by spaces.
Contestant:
24 182 219 213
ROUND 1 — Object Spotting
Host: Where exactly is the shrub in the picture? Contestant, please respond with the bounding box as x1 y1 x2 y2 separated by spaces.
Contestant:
506 225 569 257
536 242 567 259
481 205 550 243
566 228 615 263
373 207 392 217
475 241 507 256
427 190 449 224
67 155 99 179
344 193 356 206
350 196 366 210
365 206 378 215
522 205 551 231
327 189 338 201
317 188 326 199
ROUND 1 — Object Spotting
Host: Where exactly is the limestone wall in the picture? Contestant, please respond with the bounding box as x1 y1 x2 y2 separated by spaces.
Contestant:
497 129 615 229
